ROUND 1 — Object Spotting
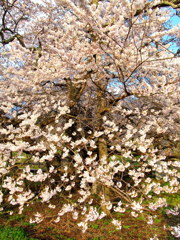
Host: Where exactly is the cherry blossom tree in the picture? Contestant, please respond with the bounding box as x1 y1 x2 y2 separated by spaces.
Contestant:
0 0 179 232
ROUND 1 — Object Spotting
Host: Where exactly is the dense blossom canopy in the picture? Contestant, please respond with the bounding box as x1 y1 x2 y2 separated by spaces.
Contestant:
0 0 179 234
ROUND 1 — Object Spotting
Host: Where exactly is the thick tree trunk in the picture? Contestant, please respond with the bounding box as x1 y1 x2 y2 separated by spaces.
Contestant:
68 81 86 108
92 90 111 215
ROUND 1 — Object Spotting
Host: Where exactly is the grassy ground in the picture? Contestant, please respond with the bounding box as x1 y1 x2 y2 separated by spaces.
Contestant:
1 146 179 239
0 198 178 240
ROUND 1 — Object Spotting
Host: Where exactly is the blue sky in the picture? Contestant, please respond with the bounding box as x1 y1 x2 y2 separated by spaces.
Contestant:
166 9 180 52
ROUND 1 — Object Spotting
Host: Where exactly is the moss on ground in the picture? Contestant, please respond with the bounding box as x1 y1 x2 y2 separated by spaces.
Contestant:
0 193 178 240
0 226 39 240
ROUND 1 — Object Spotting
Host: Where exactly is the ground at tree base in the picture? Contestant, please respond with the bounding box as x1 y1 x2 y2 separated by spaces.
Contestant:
0 199 179 240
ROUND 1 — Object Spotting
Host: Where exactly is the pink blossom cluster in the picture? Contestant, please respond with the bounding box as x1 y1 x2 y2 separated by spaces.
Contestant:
0 0 179 233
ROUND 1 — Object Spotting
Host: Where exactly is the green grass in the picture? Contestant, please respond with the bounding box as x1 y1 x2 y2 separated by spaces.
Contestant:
88 237 105 240
115 212 125 218
90 223 99 229
164 193 180 207
55 234 76 240
6 214 36 227
0 226 39 240
154 218 162 223
136 214 146 221
123 225 131 229
100 218 111 225
108 229 119 235
8 214 25 222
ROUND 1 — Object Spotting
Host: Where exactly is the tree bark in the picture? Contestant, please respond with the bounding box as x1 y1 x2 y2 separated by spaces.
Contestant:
92 89 111 215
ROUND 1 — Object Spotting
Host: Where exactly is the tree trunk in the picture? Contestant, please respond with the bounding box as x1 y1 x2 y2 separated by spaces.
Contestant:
92 89 111 215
